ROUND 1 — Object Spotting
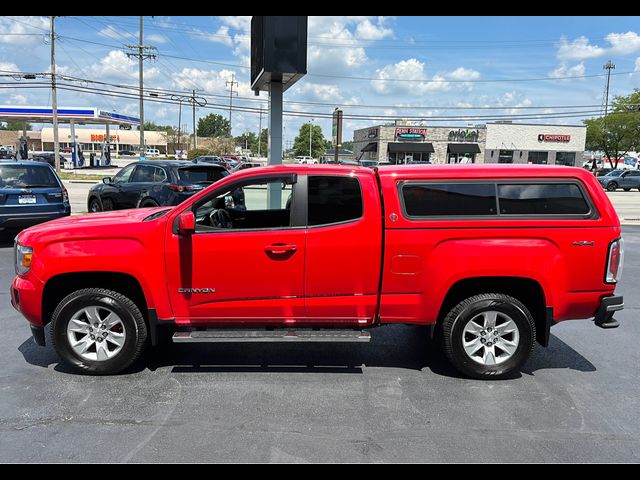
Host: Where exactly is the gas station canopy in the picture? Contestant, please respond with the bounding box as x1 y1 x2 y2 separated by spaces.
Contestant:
0 106 140 125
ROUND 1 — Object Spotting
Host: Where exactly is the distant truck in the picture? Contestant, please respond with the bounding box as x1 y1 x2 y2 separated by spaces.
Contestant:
12 164 624 378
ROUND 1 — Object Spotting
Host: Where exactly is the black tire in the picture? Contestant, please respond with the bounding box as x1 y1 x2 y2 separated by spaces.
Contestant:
51 288 147 375
441 293 536 380
88 197 102 213
624 188 631 192
102 198 114 211
607 182 618 192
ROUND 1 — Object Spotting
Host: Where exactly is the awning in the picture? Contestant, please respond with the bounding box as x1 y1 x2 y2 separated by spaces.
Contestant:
388 142 434 153
361 142 378 152
447 143 481 154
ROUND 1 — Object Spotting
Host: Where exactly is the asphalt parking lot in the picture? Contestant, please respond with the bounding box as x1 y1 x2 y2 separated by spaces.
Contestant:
0 228 638 463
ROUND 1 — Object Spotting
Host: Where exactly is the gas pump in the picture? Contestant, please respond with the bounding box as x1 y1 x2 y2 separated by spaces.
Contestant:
15 136 29 160
71 143 85 168
100 139 112 166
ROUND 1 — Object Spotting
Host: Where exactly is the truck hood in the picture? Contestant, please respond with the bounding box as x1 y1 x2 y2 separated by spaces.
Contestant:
17 207 172 244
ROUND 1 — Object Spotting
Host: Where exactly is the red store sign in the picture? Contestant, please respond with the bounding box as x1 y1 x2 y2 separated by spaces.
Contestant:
538 134 570 142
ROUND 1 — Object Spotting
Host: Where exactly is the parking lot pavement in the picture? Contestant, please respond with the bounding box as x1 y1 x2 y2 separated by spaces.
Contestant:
0 229 638 463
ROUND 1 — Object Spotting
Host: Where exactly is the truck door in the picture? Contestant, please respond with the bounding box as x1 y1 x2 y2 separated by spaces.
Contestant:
165 174 307 322
303 173 383 324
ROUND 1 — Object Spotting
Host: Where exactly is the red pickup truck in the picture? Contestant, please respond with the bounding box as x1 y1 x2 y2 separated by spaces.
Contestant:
11 165 624 378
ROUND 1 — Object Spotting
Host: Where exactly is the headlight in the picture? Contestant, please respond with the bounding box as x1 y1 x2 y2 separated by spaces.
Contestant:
15 243 33 276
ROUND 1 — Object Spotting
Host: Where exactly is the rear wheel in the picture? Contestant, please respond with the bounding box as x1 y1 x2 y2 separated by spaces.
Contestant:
607 182 618 192
441 293 535 379
51 288 148 375
88 198 102 213
624 188 631 192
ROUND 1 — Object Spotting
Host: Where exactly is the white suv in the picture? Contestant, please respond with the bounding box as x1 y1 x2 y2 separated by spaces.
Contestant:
295 156 316 164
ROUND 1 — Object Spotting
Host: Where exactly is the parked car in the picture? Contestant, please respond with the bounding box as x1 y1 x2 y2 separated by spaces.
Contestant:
144 148 160 157
594 168 615 177
0 148 15 160
359 160 379 168
0 160 70 238
192 156 232 170
597 169 640 191
87 160 229 212
31 152 56 167
12 165 624 378
231 161 263 173
118 150 137 156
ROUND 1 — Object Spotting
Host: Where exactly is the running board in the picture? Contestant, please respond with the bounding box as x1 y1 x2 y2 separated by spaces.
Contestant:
172 329 371 343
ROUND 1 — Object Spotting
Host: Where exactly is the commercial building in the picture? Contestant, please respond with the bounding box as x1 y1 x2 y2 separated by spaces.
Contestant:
40 127 168 154
354 121 486 164
484 122 587 166
353 120 587 166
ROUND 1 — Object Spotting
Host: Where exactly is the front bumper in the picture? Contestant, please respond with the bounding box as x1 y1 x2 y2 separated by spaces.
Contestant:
594 295 624 329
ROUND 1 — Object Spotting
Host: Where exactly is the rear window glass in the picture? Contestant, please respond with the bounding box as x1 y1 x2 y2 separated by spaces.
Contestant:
179 167 228 184
0 164 59 188
402 183 497 216
497 184 590 215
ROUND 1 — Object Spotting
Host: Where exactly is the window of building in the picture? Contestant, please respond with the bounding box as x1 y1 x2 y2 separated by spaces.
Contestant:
555 152 576 166
401 183 497 217
528 151 548 164
497 183 590 215
308 176 363 226
498 150 514 163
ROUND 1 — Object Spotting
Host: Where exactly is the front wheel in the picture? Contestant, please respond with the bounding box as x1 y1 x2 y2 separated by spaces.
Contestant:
440 293 535 379
51 288 148 374
88 198 102 213
624 188 631 192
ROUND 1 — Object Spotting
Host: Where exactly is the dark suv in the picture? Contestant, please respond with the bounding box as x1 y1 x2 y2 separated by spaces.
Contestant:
0 161 70 238
87 160 229 212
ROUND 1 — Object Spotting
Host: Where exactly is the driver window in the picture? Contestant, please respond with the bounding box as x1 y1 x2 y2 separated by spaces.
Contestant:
195 178 294 231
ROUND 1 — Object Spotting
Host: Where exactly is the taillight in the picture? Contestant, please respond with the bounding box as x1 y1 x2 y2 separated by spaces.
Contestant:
62 188 69 203
168 184 202 193
605 238 624 283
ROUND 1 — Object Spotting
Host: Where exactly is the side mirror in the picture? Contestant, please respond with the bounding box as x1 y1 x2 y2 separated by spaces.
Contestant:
178 210 195 235
103 177 112 184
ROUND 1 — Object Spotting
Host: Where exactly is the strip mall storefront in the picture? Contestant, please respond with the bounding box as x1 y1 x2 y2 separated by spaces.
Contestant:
40 127 168 154
354 123 486 164
484 123 587 166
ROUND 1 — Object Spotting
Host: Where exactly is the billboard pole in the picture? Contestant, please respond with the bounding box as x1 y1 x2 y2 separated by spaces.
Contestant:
332 108 343 164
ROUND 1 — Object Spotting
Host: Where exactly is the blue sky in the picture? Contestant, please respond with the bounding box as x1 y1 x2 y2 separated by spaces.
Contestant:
2 16 640 145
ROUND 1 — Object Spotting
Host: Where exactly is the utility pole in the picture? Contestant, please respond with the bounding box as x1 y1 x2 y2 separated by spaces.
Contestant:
226 74 238 134
126 16 156 157
308 119 314 157
50 16 60 173
258 105 263 157
603 60 616 116
177 99 183 153
192 89 197 149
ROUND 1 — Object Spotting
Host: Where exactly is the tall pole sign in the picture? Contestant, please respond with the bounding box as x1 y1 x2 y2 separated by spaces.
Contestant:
332 108 343 164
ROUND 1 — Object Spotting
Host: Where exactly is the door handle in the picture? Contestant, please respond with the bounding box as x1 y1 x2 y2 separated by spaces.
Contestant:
265 244 297 254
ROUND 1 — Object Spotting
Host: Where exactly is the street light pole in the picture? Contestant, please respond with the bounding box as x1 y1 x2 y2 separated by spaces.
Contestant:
50 16 60 173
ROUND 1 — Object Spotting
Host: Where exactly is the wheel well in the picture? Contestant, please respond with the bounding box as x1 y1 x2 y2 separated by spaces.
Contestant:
438 277 547 345
42 272 148 326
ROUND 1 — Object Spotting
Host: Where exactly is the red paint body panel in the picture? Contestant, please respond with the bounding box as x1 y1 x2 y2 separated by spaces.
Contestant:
11 164 621 333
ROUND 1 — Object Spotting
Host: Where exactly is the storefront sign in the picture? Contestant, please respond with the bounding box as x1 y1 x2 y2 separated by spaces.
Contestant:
448 129 479 142
367 128 379 139
395 127 427 139
538 134 571 142
90 134 119 142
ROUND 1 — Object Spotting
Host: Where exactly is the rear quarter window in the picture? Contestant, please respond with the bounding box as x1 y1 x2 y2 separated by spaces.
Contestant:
497 183 591 215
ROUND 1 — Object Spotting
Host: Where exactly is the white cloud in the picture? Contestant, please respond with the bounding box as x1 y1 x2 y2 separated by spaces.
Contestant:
292 82 344 102
97 26 136 42
0 62 20 73
549 62 586 79
355 18 393 41
447 67 481 81
557 32 640 61
372 59 455 95
0 16 49 46
9 93 28 104
218 16 251 32
146 34 167 45
86 50 160 84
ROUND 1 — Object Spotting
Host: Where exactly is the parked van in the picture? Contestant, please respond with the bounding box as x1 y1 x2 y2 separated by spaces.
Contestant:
145 148 160 157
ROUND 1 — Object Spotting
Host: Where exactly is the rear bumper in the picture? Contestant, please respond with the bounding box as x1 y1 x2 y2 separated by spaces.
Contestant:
594 295 624 329
0 210 70 231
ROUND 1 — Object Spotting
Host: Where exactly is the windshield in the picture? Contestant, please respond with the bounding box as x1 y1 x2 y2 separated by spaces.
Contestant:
178 167 228 184
0 164 59 188
605 170 624 177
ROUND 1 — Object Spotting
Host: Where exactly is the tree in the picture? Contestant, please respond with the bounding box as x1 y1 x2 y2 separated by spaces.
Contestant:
585 89 640 169
197 114 231 138
0 120 32 131
341 140 354 152
293 123 325 158
258 128 268 156
234 132 258 153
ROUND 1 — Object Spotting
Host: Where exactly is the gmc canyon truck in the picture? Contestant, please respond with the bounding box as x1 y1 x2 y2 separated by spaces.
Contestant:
11 165 624 379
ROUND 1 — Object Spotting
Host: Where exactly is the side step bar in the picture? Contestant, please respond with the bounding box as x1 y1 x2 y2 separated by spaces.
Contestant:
172 329 371 343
